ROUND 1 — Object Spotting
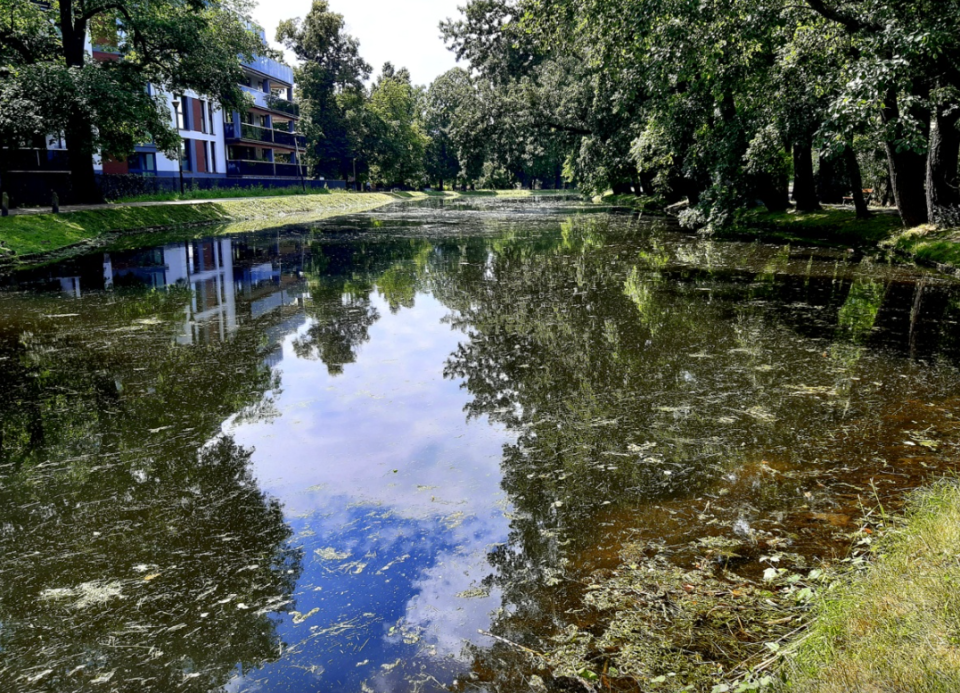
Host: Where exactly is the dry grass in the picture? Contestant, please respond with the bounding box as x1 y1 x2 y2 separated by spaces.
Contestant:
781 480 960 693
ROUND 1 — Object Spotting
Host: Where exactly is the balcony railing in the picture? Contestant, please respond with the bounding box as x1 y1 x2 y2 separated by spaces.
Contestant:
242 55 294 85
227 159 305 178
266 95 300 118
274 130 297 147
3 149 70 172
224 122 306 149
240 84 270 110
240 85 300 118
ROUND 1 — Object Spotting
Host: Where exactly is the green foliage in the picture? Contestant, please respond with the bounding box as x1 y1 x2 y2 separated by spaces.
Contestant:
362 64 430 187
0 0 265 176
423 68 473 188
438 0 960 226
277 0 371 181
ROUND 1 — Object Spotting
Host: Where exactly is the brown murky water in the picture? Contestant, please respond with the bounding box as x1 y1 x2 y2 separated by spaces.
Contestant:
1 198 959 692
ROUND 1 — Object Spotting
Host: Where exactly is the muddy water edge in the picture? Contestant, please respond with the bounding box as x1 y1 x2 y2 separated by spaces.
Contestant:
1 197 959 693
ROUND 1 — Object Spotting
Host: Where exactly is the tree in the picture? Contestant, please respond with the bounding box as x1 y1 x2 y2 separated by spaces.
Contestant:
362 63 429 188
277 0 371 182
423 68 471 190
0 0 264 203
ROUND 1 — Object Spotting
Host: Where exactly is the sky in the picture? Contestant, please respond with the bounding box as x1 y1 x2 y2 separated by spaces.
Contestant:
250 0 464 86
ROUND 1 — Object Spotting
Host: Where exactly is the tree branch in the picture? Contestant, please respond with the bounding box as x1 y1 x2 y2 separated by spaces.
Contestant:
802 0 881 34
542 121 593 136
0 30 36 64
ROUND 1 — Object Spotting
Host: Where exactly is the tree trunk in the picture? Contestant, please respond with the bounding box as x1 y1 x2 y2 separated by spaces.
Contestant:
816 153 845 204
638 170 656 197
64 116 102 204
881 89 929 227
926 105 960 225
438 179 444 192
844 146 872 219
753 171 790 212
59 5 102 204
793 143 821 211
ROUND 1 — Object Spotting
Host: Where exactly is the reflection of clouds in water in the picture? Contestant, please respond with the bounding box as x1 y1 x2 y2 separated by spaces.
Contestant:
224 292 512 688
228 294 508 521
402 534 503 658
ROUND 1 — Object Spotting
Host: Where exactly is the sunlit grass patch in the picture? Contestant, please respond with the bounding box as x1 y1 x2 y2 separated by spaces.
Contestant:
735 208 903 246
779 479 960 693
0 192 405 259
885 224 960 271
596 192 667 212
112 183 335 204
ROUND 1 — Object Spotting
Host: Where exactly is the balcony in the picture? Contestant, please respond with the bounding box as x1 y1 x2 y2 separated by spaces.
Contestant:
227 159 305 178
3 149 70 172
240 85 300 118
266 95 300 118
224 122 306 149
242 55 294 85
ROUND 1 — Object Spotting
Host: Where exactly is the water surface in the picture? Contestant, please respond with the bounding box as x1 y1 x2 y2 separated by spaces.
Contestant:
2 199 960 692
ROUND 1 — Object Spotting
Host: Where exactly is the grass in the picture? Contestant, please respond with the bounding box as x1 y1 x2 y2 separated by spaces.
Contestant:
595 192 667 212
0 187 576 261
456 188 576 197
115 186 575 204
112 183 336 204
0 192 419 258
778 479 960 693
884 224 960 272
733 207 904 247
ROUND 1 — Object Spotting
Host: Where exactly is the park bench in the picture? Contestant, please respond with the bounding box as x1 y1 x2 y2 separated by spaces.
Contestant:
842 188 874 206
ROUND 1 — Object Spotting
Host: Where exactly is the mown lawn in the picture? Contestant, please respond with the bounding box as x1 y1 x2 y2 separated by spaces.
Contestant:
0 192 409 258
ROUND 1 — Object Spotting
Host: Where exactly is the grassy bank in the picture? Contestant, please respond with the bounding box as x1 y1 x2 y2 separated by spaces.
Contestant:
112 183 339 204
778 480 960 693
596 192 667 212
884 225 960 275
0 192 422 259
731 208 904 247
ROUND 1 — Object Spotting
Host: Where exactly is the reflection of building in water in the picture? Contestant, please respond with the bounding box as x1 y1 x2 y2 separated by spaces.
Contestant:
93 236 310 349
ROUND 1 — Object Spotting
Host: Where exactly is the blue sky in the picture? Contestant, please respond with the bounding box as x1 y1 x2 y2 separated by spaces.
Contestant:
251 0 464 86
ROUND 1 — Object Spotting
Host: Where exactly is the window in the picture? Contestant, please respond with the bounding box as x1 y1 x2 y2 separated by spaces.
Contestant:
208 103 216 136
181 139 192 171
210 143 217 173
134 152 157 176
175 100 186 130
199 100 207 134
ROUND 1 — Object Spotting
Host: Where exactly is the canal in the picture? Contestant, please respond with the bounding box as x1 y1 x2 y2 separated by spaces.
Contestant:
2 198 960 691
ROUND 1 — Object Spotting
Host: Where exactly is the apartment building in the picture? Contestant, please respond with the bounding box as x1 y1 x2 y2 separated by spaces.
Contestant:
92 29 306 184
3 25 322 204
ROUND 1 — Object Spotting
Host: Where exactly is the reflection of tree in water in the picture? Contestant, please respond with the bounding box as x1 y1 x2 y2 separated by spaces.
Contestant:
0 436 299 693
436 215 960 690
0 288 301 692
294 277 381 375
292 238 434 374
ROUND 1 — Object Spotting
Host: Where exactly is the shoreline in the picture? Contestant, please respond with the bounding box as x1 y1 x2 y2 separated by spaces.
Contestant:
603 194 960 279
0 189 578 267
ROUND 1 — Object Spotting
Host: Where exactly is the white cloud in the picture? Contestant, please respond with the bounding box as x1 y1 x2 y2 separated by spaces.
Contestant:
250 0 464 86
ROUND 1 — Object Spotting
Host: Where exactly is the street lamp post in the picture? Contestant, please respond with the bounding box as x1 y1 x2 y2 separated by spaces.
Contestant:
294 132 306 193
172 98 185 196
